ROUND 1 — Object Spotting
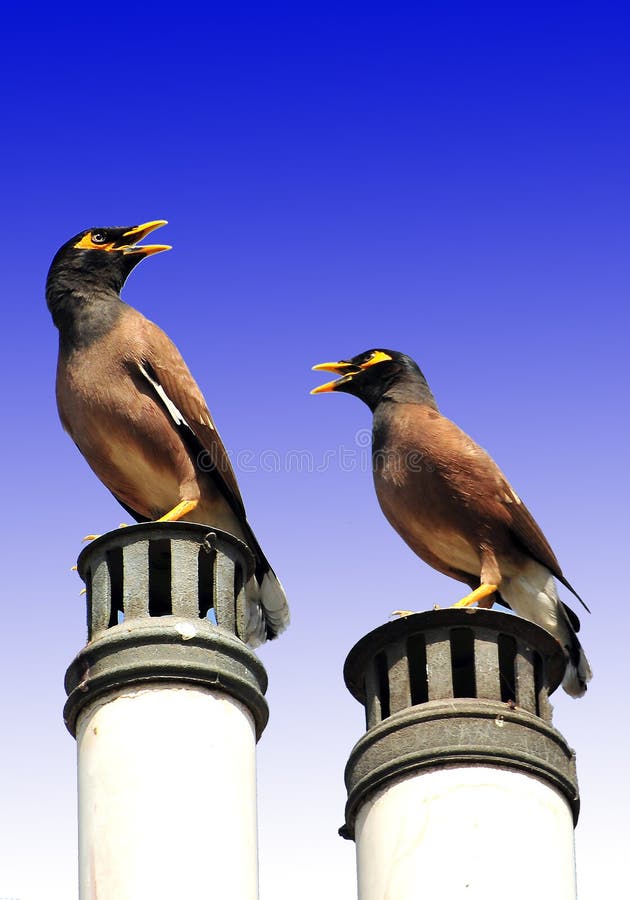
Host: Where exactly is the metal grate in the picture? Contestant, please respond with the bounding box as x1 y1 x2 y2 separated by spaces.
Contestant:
347 608 566 726
77 522 255 643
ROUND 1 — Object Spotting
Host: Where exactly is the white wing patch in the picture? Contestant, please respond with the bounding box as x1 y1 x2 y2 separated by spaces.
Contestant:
138 362 187 427
509 486 522 504
138 362 215 431
501 485 522 505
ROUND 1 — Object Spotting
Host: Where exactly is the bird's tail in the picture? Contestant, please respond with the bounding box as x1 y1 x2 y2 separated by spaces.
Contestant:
242 523 290 647
500 560 592 697
561 621 592 698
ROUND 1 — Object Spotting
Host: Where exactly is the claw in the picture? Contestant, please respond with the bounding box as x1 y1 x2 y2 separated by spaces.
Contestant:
83 522 129 543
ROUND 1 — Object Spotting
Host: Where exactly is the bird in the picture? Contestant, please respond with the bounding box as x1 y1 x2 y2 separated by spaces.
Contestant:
46 220 289 646
311 349 591 696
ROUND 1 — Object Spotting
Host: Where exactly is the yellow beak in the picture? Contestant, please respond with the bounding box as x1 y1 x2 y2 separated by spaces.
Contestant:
310 361 359 394
120 219 172 255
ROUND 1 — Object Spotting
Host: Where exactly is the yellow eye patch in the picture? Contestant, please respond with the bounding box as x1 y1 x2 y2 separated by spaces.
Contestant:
360 350 392 369
74 232 116 251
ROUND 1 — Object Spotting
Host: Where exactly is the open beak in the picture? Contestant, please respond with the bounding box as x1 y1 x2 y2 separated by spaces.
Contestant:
119 219 171 256
311 361 360 394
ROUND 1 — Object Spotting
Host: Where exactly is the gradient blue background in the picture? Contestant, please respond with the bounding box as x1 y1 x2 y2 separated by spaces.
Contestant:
1 4 628 897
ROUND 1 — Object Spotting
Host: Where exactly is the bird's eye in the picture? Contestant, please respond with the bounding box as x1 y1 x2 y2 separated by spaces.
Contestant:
91 232 107 244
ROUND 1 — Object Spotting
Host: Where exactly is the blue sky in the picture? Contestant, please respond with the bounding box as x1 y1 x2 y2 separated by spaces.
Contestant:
1 4 628 897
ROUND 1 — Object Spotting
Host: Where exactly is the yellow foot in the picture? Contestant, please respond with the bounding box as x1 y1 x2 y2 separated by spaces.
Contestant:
452 583 498 609
390 609 417 619
157 499 199 523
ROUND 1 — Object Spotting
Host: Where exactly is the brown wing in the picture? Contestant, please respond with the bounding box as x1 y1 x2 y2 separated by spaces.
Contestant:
495 476 563 575
496 475 588 611
139 316 245 516
424 410 587 610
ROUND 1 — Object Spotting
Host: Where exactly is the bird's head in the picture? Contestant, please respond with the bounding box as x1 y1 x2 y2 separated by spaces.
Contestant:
46 220 171 307
311 349 437 410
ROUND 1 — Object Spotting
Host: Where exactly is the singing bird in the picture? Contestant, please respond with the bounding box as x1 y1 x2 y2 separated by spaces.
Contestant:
312 349 591 696
46 220 289 646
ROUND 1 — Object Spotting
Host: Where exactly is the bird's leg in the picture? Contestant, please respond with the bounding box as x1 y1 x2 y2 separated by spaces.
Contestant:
157 499 199 522
84 503 197 542
452 583 498 608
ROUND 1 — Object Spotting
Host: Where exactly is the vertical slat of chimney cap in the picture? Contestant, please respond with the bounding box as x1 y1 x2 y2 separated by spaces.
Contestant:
122 539 150 619
515 644 536 713
170 537 199 617
215 551 237 636
219 538 249 640
538 657 554 723
474 628 501 701
426 630 454 700
386 640 411 714
364 659 382 729
406 632 429 706
234 564 248 640
89 554 112 639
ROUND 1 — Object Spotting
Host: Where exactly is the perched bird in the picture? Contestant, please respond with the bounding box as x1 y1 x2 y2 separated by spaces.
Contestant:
46 220 288 646
312 349 591 696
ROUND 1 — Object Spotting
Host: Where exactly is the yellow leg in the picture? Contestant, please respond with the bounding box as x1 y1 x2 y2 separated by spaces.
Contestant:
452 583 498 609
157 498 199 523
390 609 416 619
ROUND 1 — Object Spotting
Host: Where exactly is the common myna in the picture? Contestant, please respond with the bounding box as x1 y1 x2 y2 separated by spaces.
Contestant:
46 221 289 646
312 349 591 696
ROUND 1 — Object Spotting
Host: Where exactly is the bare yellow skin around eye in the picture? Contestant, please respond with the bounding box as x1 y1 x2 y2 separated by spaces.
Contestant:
73 233 116 251
360 350 392 369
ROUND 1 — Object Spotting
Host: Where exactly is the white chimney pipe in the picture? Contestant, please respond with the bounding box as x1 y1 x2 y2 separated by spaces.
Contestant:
355 765 576 900
341 609 580 900
65 524 269 900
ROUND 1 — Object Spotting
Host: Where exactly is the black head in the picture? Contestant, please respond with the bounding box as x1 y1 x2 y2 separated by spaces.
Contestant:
311 349 437 411
46 220 171 317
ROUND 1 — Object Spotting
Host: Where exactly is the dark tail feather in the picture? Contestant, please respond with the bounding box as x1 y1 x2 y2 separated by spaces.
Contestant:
561 612 592 697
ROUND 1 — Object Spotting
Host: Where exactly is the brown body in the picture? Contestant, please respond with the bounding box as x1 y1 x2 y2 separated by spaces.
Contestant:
372 403 562 595
56 305 245 539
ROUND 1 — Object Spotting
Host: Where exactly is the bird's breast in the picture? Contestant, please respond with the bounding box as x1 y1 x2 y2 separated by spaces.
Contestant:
56 346 192 518
373 445 482 576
